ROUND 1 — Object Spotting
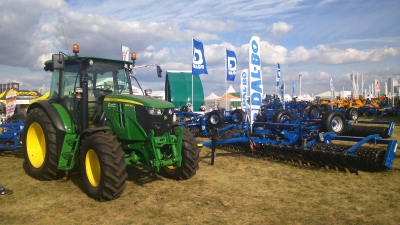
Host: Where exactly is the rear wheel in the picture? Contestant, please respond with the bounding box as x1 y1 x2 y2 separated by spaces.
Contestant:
80 132 127 201
321 110 346 135
22 108 63 180
161 127 200 180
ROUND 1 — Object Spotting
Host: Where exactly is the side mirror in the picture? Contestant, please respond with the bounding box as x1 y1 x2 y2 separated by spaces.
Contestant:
156 65 162 78
144 89 152 96
52 54 65 70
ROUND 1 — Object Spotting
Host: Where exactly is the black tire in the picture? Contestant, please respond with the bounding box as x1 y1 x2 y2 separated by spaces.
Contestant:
22 107 64 180
320 104 331 112
80 132 127 201
230 109 246 123
161 127 200 180
207 110 224 128
308 105 322 119
272 110 293 124
345 108 359 120
321 110 346 135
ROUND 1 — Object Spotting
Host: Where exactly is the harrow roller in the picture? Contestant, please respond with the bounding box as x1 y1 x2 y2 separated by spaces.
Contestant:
202 121 397 174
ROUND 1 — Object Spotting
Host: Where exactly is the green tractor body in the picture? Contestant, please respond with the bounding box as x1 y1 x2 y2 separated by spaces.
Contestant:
22 47 200 201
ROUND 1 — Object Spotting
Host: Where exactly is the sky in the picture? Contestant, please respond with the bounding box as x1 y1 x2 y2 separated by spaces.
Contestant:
0 0 399 98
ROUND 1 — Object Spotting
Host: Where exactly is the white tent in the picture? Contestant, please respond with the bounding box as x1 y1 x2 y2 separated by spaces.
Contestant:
204 92 220 110
315 91 341 99
296 94 314 102
279 94 293 102
226 85 236 93
204 92 220 100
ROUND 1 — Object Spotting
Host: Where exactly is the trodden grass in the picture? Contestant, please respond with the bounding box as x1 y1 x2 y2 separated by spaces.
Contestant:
1 116 399 224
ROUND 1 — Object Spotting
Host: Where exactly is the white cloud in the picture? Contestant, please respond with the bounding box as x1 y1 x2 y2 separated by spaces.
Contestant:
266 22 293 38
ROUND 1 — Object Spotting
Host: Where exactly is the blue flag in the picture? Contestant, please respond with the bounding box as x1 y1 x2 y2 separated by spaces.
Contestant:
280 82 285 109
226 49 237 81
276 63 280 87
292 81 295 96
192 38 208 75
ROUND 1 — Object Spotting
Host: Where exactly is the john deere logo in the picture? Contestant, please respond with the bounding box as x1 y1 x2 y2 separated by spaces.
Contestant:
164 115 167 120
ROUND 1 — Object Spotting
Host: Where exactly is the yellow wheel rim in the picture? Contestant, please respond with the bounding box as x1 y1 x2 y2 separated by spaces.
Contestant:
26 122 46 168
85 149 101 187
166 164 178 170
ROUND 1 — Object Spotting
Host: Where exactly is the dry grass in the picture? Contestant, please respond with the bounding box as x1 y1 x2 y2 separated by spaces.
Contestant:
1 116 400 225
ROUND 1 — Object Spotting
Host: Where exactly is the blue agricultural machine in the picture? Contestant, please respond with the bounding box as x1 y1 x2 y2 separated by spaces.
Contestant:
200 109 397 174
0 119 24 151
174 109 246 137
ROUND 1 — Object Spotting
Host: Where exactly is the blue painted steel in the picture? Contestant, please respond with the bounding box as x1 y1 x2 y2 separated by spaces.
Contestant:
0 120 24 151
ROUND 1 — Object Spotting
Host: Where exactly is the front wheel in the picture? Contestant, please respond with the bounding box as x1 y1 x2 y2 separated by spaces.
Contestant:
80 132 127 201
22 107 63 180
161 127 200 180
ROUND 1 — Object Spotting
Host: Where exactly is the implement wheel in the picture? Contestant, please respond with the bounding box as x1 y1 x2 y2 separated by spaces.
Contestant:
272 110 293 124
308 105 322 118
161 127 200 180
207 110 224 128
321 110 346 135
345 108 359 120
230 109 246 123
22 108 64 180
80 132 127 201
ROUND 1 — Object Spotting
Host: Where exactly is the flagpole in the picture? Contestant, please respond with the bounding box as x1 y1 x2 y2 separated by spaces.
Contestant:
225 49 228 109
192 37 194 109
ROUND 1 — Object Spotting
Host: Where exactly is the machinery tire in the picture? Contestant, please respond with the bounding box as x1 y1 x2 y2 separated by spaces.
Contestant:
161 127 200 180
308 105 322 119
230 109 246 123
345 108 359 120
207 110 224 128
272 110 293 124
22 107 64 180
321 110 346 135
320 104 331 112
80 131 127 201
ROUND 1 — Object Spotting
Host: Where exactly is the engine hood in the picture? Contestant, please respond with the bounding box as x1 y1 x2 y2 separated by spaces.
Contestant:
103 94 174 108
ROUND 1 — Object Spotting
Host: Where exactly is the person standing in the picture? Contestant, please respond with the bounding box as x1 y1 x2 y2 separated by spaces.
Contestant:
199 103 206 111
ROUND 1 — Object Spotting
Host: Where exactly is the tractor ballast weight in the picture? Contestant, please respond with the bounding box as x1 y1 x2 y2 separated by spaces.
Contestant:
22 45 200 201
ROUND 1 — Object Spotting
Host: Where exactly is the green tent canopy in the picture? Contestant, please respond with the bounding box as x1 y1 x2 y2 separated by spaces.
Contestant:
165 71 204 111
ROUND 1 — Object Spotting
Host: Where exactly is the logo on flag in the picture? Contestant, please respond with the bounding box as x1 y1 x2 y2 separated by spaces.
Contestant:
121 46 129 61
276 63 280 87
226 49 237 81
192 38 208 75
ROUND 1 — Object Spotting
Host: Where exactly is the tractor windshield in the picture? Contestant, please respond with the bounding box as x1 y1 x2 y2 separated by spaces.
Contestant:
49 58 131 101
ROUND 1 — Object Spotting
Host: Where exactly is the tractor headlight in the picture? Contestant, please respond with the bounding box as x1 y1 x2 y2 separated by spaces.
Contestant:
168 109 173 115
146 107 164 115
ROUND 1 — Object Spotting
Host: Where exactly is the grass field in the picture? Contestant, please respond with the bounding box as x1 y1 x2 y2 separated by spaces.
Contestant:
1 116 399 225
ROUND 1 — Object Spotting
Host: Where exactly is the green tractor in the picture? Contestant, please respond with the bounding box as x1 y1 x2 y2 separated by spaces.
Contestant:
22 44 200 201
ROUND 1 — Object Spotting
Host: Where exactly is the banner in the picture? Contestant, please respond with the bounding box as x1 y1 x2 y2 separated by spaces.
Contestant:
375 79 380 93
192 38 208 75
248 36 262 124
280 82 285 110
121 45 130 61
276 63 280 88
240 69 248 112
292 82 295 96
226 49 237 81
330 78 334 109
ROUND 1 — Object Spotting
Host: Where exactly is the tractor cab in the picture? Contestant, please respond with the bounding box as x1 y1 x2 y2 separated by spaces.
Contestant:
44 44 139 130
